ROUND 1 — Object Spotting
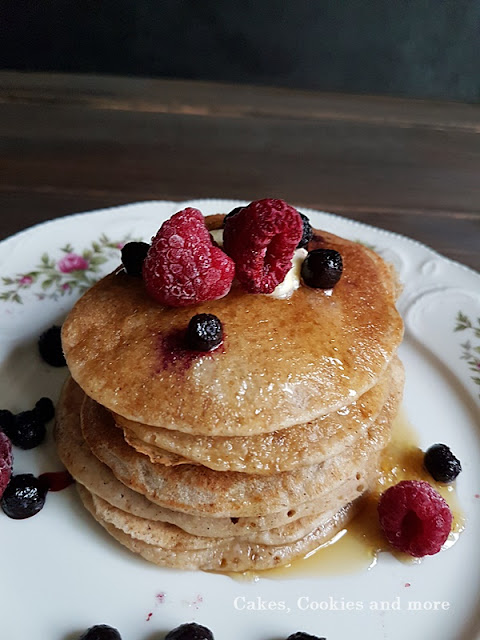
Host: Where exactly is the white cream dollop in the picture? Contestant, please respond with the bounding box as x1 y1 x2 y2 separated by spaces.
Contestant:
211 228 306 300
267 248 307 299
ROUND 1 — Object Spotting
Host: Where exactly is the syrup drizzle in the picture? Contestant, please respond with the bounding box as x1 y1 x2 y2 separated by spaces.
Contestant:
233 409 464 581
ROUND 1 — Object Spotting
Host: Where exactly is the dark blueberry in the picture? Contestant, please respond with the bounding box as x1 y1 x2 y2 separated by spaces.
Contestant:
424 444 462 483
34 397 55 423
121 241 150 277
287 634 326 640
8 410 46 449
186 314 223 352
0 409 14 435
79 625 122 640
166 622 214 640
223 206 244 224
38 325 66 367
1 474 48 519
301 249 343 289
297 213 313 249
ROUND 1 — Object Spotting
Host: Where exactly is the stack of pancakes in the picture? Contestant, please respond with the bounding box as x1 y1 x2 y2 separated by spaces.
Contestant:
56 220 404 572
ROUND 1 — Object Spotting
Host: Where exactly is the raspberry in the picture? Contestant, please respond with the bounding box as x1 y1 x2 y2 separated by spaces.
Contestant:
0 431 13 500
143 208 235 307
378 480 453 557
223 199 303 294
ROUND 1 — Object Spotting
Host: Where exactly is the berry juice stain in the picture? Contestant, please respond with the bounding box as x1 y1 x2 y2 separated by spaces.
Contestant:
156 330 224 373
38 470 74 492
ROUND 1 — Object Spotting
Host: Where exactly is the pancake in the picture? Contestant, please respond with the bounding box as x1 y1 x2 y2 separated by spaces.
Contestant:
61 224 404 436
54 377 372 538
78 484 362 572
80 377 402 518
116 357 402 474
86 476 371 547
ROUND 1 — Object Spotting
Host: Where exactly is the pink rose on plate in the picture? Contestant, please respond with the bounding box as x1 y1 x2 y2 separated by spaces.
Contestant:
57 253 89 273
18 275 33 286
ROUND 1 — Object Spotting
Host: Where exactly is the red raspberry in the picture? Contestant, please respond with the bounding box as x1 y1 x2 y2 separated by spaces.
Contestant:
0 431 13 500
143 208 235 307
378 480 453 557
223 199 303 294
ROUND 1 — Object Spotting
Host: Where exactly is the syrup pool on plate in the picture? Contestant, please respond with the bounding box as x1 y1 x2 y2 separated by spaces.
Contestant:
234 408 464 581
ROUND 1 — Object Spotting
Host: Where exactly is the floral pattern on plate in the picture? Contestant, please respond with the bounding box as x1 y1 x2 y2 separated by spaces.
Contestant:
0 234 132 303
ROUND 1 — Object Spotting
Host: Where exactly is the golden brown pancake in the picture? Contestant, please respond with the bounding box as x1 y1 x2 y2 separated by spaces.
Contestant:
80 378 401 518
78 483 362 572
54 377 372 538
115 357 402 474
61 226 404 436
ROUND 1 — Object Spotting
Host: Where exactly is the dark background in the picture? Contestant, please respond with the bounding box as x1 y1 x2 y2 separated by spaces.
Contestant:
2 0 480 101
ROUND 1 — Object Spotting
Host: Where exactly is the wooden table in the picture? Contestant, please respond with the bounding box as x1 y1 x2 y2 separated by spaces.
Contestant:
1 72 479 271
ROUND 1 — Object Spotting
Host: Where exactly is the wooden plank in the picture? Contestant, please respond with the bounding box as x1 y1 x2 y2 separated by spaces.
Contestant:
0 72 478 271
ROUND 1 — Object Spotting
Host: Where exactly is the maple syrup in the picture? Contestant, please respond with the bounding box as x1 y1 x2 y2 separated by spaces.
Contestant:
233 408 464 581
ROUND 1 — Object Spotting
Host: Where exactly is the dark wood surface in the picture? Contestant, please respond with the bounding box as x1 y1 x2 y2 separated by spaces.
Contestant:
1 71 479 271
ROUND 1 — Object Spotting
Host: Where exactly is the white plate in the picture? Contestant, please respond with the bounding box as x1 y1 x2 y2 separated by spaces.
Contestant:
1 200 479 640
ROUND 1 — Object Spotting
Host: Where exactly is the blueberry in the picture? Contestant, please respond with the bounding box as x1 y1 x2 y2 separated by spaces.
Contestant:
78 625 122 640
34 397 55 423
38 325 66 367
8 410 46 449
424 444 462 483
1 474 48 519
286 634 326 640
297 213 313 249
166 622 214 640
223 206 244 224
301 249 343 289
121 241 150 277
0 409 14 435
186 314 223 352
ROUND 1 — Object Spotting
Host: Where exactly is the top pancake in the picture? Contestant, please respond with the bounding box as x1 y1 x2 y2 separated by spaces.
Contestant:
62 222 403 435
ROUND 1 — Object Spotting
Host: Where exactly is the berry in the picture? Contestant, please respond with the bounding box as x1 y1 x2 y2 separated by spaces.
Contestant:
121 241 150 277
424 444 462 483
166 622 214 640
378 480 453 557
38 325 66 367
301 249 343 289
223 206 244 224
223 198 303 294
0 409 14 434
1 474 48 519
297 213 313 249
187 314 223 351
143 208 235 307
79 625 122 640
287 634 326 640
7 410 46 449
0 431 13 500
34 397 55 423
